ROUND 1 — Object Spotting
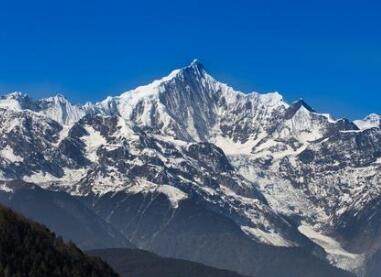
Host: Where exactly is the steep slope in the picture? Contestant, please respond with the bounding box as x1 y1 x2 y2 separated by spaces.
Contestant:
36 94 86 125
88 248 245 277
0 204 117 277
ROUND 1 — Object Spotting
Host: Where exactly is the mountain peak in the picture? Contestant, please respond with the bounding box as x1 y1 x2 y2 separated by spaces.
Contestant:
284 99 315 119
354 113 381 130
0 92 34 111
2 91 29 100
189 58 203 68
293 99 315 112
0 91 31 102
119 60 208 100
365 113 381 121
182 58 206 77
43 93 70 104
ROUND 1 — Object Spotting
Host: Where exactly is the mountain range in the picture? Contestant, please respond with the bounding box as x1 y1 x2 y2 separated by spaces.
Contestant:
0 60 380 276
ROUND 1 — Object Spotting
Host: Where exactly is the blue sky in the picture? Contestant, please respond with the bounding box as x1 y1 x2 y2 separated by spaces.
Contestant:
0 0 380 119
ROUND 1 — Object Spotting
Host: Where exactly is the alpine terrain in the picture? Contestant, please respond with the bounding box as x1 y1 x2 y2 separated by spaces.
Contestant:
0 60 379 276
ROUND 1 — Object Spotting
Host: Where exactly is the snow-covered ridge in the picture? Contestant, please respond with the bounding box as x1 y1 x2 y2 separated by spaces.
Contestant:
1 60 364 135
354 113 381 130
0 92 86 125
0 92 33 110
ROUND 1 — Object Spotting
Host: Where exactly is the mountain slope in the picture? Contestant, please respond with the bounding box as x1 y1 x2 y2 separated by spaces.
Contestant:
0 204 117 277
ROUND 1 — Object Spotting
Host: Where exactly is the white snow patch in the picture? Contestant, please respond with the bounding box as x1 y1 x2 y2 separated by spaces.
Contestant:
23 171 58 184
126 179 188 208
0 183 13 192
0 146 23 162
0 92 24 110
156 185 188 208
23 168 87 188
54 126 71 146
340 130 363 133
298 224 365 271
318 113 339 123
82 126 106 162
212 135 264 156
241 226 292 247
354 114 380 130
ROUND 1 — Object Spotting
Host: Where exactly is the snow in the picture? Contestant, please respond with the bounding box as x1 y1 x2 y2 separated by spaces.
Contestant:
156 185 188 208
82 126 107 162
0 92 26 111
38 94 86 125
0 183 13 192
340 130 363 133
115 117 139 140
23 171 58 184
218 185 297 247
54 125 71 146
0 99 22 110
298 224 365 271
241 226 293 247
258 91 288 108
23 168 87 187
212 135 264 156
0 92 85 125
112 75 175 132
0 146 23 162
354 113 380 130
118 68 180 103
90 60 289 145
271 145 307 160
281 105 324 142
319 113 339 123
126 179 188 208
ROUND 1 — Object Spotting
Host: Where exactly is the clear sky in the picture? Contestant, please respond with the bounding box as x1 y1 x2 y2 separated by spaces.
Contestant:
0 0 380 119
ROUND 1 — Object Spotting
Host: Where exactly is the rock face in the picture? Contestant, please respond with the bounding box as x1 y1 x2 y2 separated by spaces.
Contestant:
0 60 378 276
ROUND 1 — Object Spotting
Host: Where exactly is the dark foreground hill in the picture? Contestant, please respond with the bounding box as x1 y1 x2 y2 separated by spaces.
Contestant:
87 248 245 277
0 204 117 277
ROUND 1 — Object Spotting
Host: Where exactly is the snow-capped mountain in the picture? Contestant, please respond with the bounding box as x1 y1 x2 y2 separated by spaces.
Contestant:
0 60 379 276
0 92 86 125
354 114 381 130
